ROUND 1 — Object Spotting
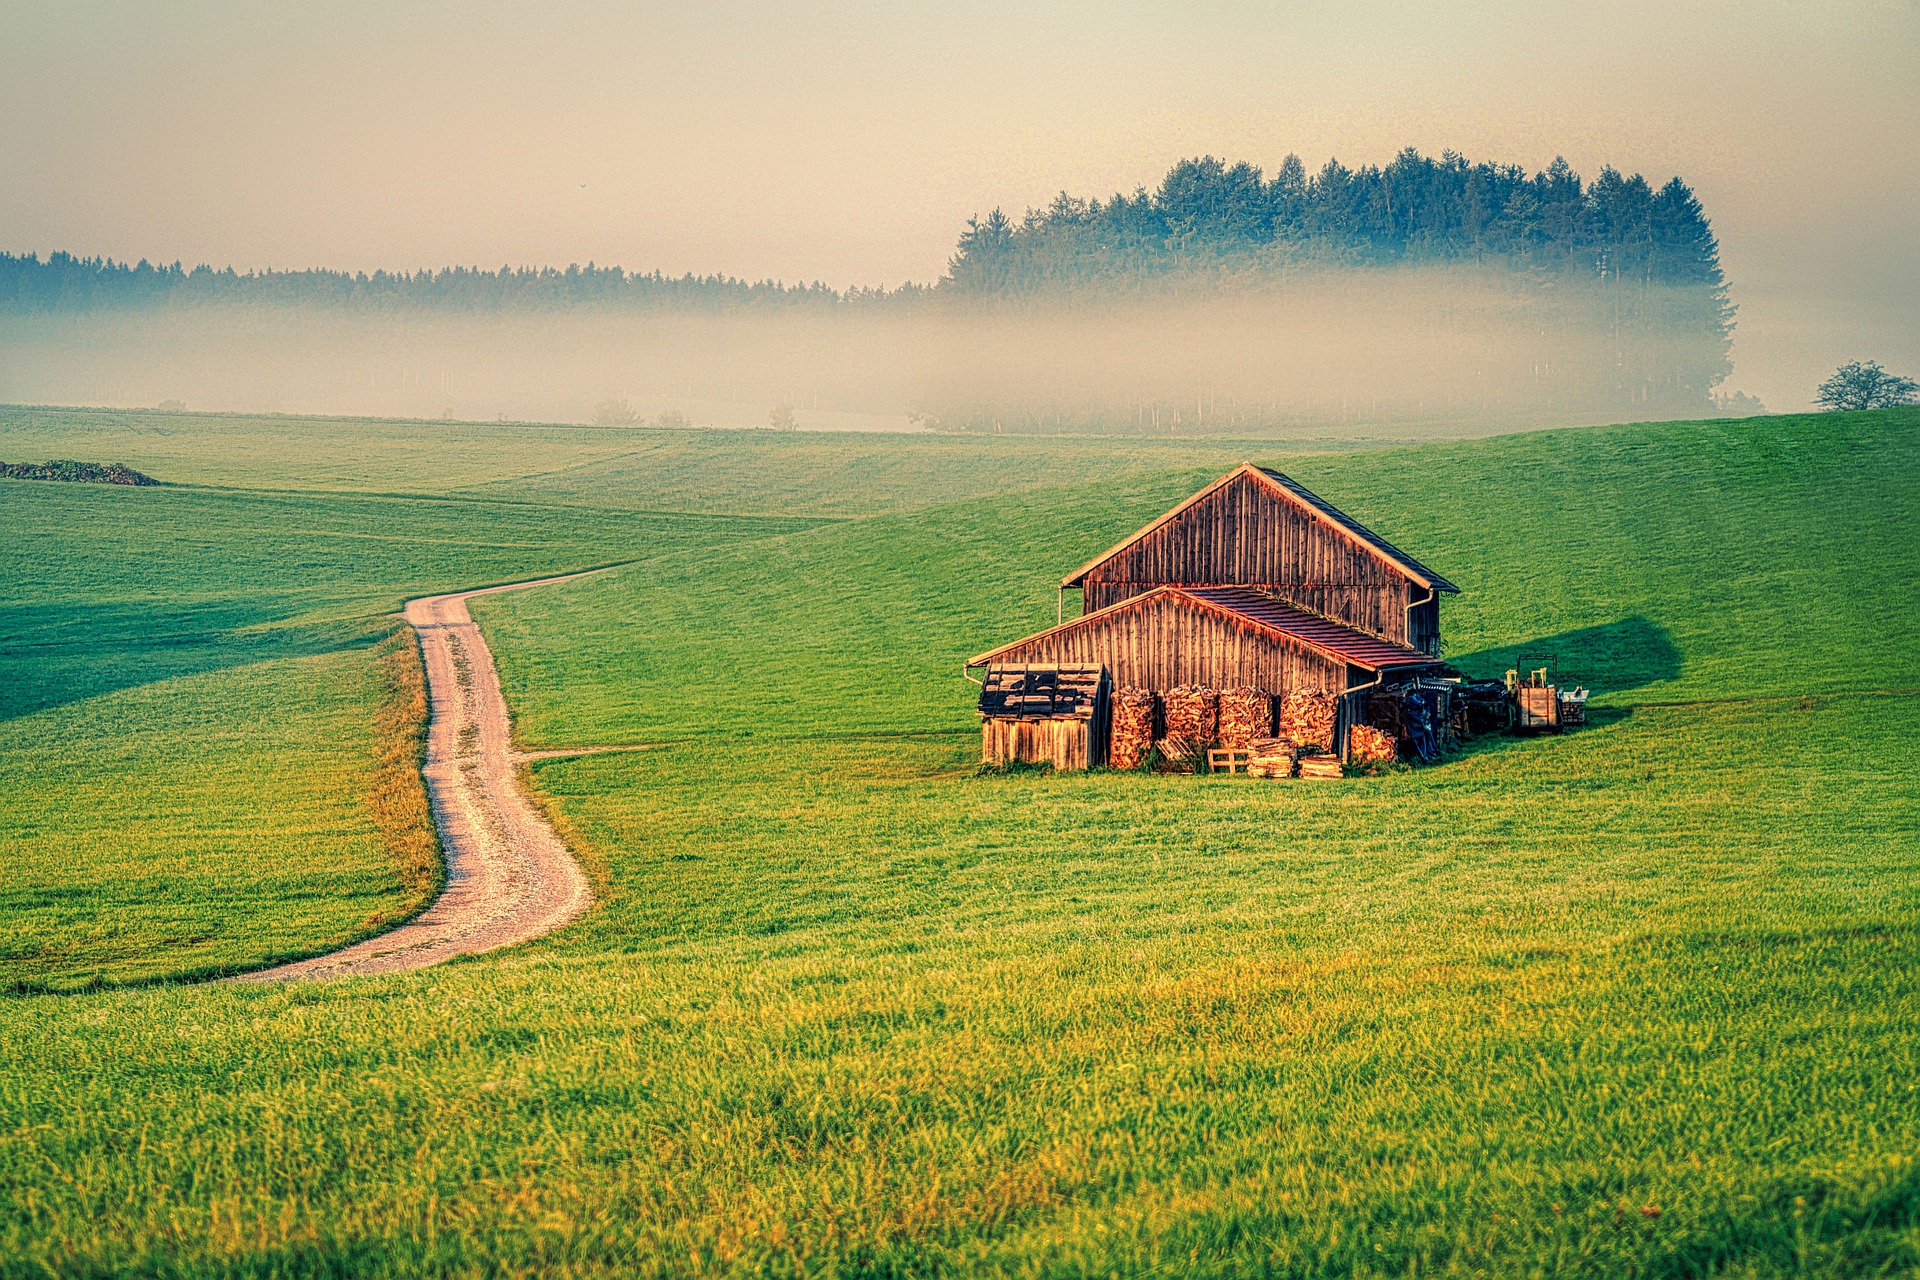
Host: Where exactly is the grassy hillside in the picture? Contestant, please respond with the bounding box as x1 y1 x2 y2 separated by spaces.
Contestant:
1 407 1916 1275
0 480 808 986
0 403 1375 513
473 409 1920 745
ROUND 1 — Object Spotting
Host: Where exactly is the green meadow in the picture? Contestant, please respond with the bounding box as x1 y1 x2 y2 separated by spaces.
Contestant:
1 405 1917 1276
0 476 813 987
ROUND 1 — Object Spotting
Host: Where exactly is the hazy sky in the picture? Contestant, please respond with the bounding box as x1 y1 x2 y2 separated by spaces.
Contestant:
3 0 1916 408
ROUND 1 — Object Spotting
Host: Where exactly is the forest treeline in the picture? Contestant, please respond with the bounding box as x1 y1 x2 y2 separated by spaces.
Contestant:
1 149 1726 310
932 150 1735 422
1 148 1736 424
945 151 1727 292
0 255 916 312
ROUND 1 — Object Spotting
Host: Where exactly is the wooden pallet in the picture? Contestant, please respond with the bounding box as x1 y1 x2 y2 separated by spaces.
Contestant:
1207 748 1252 774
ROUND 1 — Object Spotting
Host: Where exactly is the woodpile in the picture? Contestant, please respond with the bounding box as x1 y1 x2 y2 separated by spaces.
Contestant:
1246 736 1296 778
1279 690 1338 752
1163 685 1220 746
1217 687 1273 749
1109 687 1156 769
1348 723 1397 766
1297 754 1345 780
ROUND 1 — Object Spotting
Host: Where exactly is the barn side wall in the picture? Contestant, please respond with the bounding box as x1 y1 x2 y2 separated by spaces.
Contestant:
991 593 1348 697
1081 472 1420 644
982 719 1096 771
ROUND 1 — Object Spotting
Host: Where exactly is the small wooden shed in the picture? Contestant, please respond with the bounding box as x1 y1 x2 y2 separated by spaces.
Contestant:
977 664 1111 770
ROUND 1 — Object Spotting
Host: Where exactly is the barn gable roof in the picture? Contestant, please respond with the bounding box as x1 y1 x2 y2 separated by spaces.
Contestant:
1059 462 1459 593
968 584 1443 673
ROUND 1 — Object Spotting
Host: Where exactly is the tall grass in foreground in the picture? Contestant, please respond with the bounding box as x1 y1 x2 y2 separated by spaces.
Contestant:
2 695 1915 1276
365 626 440 913
1 407 1915 1274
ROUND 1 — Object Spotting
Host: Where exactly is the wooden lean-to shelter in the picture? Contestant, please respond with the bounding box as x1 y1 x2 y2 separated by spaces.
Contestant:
976 664 1111 770
969 464 1459 769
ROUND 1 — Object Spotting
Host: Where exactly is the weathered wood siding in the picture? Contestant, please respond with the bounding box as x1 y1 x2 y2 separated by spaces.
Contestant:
991 592 1349 696
981 718 1098 770
1407 595 1440 657
1081 471 1420 644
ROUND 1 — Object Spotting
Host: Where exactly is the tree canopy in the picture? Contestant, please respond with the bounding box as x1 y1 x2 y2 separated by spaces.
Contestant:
1814 361 1920 412
943 150 1730 298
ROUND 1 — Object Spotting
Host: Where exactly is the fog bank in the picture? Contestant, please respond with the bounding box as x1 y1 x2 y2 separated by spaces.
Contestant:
1 266 1750 437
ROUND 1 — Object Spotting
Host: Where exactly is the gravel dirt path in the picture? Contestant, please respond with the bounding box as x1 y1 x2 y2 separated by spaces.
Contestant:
234 572 601 982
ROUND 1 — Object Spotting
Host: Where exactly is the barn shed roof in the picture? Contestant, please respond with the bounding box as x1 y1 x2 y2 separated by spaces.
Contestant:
1060 463 1459 593
1181 586 1441 669
968 584 1443 673
977 664 1108 720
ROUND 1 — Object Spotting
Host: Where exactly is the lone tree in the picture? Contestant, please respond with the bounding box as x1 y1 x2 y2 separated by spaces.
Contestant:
1814 361 1919 411
590 397 641 426
769 402 798 431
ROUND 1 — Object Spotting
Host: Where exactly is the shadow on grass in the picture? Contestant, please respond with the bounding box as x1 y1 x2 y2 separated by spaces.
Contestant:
0 595 378 721
1450 615 1681 697
1432 617 1679 766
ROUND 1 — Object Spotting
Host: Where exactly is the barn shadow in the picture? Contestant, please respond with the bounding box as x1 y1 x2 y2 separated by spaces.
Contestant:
1447 615 1681 698
0 596 375 723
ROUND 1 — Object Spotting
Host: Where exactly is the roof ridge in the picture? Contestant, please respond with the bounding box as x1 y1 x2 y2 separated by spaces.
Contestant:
1059 464 1458 593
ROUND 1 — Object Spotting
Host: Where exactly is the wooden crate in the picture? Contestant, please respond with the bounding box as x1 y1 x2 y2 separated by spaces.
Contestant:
1515 685 1560 731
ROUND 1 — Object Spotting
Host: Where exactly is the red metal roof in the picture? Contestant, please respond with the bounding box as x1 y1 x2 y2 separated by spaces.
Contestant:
1183 585 1442 669
967 584 1445 672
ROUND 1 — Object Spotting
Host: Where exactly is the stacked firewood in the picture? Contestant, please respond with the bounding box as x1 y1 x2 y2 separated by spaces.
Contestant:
1246 736 1296 778
1217 687 1274 749
1279 690 1339 752
1163 686 1220 746
1348 723 1397 766
1297 753 1345 780
1109 687 1157 769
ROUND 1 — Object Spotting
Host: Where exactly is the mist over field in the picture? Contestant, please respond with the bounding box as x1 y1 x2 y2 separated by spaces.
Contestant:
1 148 1758 436
0 272 1740 441
0 305 922 432
0 282 1715 437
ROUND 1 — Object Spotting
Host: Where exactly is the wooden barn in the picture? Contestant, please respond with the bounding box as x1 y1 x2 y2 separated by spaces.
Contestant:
969 464 1458 769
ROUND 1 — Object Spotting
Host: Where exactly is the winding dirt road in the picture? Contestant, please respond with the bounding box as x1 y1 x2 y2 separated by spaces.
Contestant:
234 572 601 982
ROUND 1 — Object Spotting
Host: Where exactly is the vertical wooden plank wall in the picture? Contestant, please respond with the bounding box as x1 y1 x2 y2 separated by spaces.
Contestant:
1082 472 1419 643
981 719 1094 770
994 595 1348 698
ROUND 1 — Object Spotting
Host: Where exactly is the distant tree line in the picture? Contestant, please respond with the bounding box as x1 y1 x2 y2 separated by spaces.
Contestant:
939 150 1734 420
1 148 1739 422
0 254 920 313
3 150 1726 315
944 150 1729 293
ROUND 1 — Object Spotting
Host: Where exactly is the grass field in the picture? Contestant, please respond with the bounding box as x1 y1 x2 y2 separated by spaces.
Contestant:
470 409 1919 743
0 404 1369 514
0 476 813 987
1 405 1916 1275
